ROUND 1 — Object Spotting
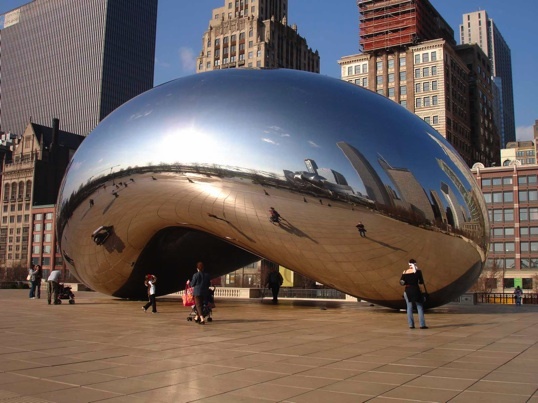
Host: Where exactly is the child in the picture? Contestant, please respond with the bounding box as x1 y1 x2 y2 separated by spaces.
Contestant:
142 274 158 313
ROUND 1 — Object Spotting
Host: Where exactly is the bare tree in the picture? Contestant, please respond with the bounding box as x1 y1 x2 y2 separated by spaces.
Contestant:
469 259 503 293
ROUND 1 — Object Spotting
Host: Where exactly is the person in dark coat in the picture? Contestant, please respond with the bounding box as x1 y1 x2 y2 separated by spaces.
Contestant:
190 262 211 324
265 267 284 304
400 259 428 329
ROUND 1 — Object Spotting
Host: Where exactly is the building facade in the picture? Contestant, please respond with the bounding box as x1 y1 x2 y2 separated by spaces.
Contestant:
196 0 319 73
472 162 538 292
339 0 502 168
0 0 158 137
0 120 82 272
460 10 515 147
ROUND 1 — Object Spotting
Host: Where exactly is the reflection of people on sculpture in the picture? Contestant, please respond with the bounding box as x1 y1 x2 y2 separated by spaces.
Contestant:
356 222 367 237
269 207 282 224
265 267 284 304
400 259 428 329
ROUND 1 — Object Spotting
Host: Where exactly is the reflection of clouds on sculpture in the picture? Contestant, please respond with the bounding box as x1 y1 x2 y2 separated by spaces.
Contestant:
57 69 488 309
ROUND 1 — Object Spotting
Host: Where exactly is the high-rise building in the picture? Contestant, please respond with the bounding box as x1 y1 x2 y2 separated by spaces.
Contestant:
339 0 501 168
460 10 515 147
0 0 158 137
196 0 319 73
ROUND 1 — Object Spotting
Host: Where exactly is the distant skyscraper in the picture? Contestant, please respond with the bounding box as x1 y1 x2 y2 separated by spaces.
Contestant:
0 0 158 136
460 10 515 147
196 0 319 73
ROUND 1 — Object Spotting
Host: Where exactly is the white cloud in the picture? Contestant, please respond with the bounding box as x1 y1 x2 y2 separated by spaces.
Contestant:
178 47 196 72
308 140 321 148
516 125 534 141
262 138 279 145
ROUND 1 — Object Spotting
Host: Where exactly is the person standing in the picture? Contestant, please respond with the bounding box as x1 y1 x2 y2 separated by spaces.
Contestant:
265 267 284 304
47 269 62 305
356 222 367 237
400 259 428 329
142 274 158 313
34 265 43 299
190 262 211 324
514 285 523 306
28 265 40 299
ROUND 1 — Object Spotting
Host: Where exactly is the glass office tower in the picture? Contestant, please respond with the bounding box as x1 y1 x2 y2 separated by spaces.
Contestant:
0 0 158 136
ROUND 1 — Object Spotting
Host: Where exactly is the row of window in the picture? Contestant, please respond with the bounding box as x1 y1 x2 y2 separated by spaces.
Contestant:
414 51 438 64
482 175 537 186
483 190 538 203
2 215 30 224
492 227 538 237
486 258 538 270
490 242 538 253
415 66 438 78
34 213 54 221
484 278 535 289
489 208 538 222
415 96 439 108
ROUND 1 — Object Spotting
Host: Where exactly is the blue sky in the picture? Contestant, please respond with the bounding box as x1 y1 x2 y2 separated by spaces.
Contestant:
2 0 536 140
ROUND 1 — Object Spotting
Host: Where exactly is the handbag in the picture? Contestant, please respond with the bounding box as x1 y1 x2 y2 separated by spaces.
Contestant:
182 284 195 307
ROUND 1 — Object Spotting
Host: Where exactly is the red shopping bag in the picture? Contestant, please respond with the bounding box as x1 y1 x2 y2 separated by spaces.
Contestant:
182 284 195 307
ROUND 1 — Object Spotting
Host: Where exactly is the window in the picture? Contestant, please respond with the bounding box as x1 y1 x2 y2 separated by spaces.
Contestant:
376 61 382 71
431 51 437 61
415 69 420 78
431 66 437 75
399 57 406 67
424 117 431 124
400 100 407 107
432 115 439 124
354 65 361 74
388 73 394 83
388 87 395 97
415 83 421 93
32 245 41 254
33 234 41 242
432 80 438 90
362 63 368 73
482 178 492 186
34 214 43 221
376 76 383 85
415 98 422 108
400 85 407 95
400 71 406 81
423 67 429 77
422 53 429 63
492 178 502 186
503 177 512 185
423 97 430 107
414 54 420 64
423 82 430 92
503 278 514 288
362 77 368 87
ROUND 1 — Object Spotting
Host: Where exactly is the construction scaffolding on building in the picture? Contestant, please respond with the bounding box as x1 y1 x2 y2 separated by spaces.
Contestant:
358 0 455 52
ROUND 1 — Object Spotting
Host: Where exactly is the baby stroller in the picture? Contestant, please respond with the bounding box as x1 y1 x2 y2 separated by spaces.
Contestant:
57 283 75 304
186 286 215 322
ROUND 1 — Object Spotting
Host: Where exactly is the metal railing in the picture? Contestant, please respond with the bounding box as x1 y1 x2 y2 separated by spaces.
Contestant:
475 293 538 304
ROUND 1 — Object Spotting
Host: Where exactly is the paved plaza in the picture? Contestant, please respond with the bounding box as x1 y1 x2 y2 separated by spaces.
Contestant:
1 289 538 402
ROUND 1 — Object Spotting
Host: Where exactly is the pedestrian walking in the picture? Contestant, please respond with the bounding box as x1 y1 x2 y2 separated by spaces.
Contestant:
142 274 158 313
514 285 523 306
265 267 284 304
189 262 211 324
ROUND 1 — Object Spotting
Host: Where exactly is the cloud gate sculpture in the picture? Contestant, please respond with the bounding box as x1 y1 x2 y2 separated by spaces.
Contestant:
57 69 488 309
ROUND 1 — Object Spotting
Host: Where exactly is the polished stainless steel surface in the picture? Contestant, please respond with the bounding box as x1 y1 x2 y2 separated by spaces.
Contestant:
57 69 488 308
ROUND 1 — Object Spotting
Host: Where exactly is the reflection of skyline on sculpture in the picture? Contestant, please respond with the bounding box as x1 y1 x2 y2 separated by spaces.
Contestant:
57 69 488 309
